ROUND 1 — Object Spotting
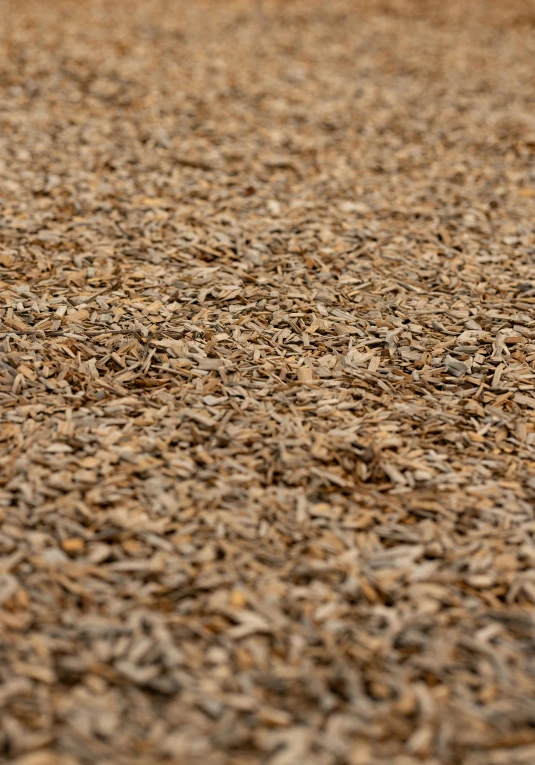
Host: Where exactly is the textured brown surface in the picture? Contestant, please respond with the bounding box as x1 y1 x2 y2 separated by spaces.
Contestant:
1 1 535 763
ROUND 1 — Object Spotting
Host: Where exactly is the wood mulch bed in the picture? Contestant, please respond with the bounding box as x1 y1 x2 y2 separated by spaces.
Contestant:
1 1 535 763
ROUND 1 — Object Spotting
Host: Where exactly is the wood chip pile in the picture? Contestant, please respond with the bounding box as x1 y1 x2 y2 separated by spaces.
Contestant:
1 0 535 763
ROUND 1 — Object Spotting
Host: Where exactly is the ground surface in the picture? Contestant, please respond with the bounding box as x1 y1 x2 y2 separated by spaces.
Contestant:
1 0 535 763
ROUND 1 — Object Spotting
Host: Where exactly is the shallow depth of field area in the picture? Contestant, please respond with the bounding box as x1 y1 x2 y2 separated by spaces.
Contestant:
1 1 535 764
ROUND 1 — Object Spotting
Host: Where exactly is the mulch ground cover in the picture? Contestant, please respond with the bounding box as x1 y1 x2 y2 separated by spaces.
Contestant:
1 1 535 763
